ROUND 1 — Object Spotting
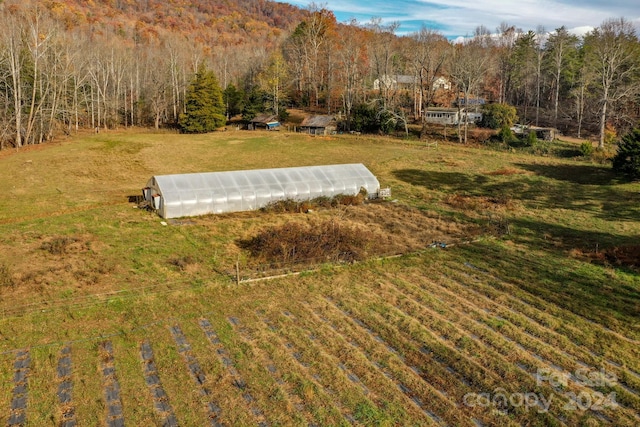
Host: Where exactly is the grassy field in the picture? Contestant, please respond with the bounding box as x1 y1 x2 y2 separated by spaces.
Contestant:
0 128 638 426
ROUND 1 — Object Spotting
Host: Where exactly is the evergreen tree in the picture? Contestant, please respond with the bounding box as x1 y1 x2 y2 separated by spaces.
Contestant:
479 103 518 129
613 127 640 180
241 87 268 122
223 84 245 119
179 66 226 133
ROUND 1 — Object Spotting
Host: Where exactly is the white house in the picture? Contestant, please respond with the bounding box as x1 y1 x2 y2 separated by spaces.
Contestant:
424 108 482 125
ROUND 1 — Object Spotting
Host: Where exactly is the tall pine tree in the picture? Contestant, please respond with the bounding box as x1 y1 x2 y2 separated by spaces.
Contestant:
179 65 226 133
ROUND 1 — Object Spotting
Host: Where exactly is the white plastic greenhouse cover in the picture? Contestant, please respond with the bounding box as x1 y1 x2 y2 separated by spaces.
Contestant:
143 163 381 219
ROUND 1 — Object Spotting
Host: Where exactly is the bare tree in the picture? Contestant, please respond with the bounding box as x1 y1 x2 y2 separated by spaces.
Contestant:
545 26 578 128
450 38 492 143
170 42 195 126
335 19 368 130
568 44 597 139
367 18 401 109
0 4 60 147
1 8 26 147
534 26 546 126
408 26 449 134
258 51 288 116
286 4 335 110
584 18 640 148
495 23 520 104
283 32 306 104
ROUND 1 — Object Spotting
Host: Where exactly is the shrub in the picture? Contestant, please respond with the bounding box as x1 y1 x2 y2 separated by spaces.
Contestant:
277 107 290 123
311 196 334 208
350 103 379 133
479 103 518 129
592 146 616 165
497 125 516 144
612 127 640 180
261 198 305 213
604 123 617 146
531 139 551 155
580 141 595 157
334 188 367 206
334 194 362 206
469 128 495 144
350 103 399 134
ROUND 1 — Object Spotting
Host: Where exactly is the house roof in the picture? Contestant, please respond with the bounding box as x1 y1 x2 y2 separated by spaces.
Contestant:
426 108 460 113
395 75 416 85
300 115 336 128
375 75 416 85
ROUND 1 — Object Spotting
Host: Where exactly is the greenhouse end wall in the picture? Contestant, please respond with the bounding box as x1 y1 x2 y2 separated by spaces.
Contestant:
144 164 381 219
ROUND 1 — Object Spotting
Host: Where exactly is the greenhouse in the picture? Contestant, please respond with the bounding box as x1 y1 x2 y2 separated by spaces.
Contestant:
143 163 381 219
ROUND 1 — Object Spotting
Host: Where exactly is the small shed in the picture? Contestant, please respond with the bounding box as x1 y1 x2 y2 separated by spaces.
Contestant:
300 115 337 135
511 125 558 141
532 127 557 141
249 113 280 130
143 163 381 219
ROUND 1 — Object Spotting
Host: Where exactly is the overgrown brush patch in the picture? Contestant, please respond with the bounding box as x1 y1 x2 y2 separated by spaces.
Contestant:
260 191 367 214
39 236 81 255
571 244 640 272
238 220 372 267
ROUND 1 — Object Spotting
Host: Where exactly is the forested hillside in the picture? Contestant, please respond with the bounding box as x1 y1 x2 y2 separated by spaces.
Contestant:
0 0 638 150
44 0 303 45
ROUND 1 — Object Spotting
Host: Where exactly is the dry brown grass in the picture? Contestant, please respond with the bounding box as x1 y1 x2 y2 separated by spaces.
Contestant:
484 167 528 176
167 255 197 272
0 232 121 307
0 263 15 288
467 128 496 144
234 202 481 274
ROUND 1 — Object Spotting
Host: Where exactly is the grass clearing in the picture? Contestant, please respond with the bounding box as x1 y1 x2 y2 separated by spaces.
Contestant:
24 346 58 426
0 129 638 424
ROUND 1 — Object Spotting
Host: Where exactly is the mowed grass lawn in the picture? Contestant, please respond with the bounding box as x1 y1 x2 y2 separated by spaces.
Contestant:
0 129 638 426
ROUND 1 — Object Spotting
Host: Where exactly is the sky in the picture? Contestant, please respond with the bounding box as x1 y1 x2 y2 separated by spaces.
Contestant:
279 0 640 40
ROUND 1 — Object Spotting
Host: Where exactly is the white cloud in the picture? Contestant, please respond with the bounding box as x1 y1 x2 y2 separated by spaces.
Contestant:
279 0 640 38
568 26 595 37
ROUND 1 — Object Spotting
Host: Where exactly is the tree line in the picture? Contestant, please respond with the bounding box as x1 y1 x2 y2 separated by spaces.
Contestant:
1 1 639 151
